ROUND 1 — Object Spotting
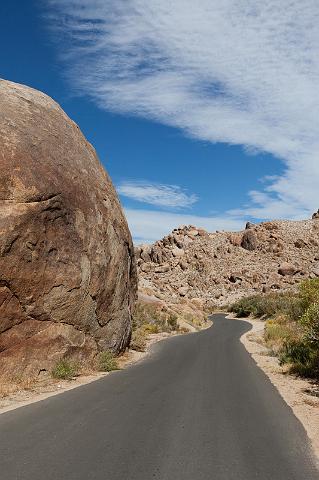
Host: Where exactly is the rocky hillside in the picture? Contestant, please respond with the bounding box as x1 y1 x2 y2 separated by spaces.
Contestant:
136 217 319 311
0 80 137 382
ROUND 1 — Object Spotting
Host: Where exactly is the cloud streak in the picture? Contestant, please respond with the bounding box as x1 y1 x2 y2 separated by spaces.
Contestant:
124 208 244 244
46 0 319 221
117 181 198 208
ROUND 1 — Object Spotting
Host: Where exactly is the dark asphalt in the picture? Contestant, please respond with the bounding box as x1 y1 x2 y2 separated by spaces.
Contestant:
0 314 318 480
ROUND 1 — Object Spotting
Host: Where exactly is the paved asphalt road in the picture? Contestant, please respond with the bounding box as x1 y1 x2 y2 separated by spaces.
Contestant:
0 314 318 480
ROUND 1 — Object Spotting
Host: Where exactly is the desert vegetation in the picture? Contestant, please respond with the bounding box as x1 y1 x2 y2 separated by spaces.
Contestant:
52 360 79 380
130 301 186 352
231 279 319 379
97 351 120 372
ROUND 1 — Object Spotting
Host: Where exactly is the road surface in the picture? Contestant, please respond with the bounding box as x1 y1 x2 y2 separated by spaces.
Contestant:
0 314 318 479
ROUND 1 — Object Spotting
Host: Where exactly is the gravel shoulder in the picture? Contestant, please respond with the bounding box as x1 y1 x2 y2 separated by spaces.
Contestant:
234 315 319 462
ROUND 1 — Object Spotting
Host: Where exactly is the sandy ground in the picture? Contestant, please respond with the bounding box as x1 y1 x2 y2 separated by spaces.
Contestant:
0 321 204 415
236 316 319 462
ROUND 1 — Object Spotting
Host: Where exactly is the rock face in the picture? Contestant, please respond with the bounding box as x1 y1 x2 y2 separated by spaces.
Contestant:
241 229 258 251
0 80 137 381
312 209 319 219
136 218 319 309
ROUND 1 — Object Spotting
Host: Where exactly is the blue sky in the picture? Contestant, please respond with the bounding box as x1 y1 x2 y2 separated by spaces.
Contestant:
1 1 318 243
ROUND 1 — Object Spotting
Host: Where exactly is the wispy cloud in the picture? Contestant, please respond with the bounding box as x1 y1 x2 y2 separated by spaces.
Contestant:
46 0 319 220
125 208 244 244
117 181 198 209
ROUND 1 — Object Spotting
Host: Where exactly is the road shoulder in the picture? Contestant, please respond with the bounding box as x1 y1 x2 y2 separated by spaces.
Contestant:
233 315 319 463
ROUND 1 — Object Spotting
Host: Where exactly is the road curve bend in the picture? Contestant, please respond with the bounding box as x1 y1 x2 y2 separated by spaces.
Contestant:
0 314 318 479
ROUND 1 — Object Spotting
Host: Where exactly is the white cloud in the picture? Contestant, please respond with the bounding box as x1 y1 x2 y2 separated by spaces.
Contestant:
46 0 319 220
117 181 198 208
125 208 245 244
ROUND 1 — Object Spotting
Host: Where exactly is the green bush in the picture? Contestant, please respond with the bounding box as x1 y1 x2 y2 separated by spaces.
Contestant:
300 302 319 343
299 279 319 310
98 351 119 372
279 341 319 378
52 360 78 380
232 279 319 379
231 292 301 319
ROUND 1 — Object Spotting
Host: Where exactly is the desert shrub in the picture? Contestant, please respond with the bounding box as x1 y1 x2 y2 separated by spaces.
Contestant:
133 302 167 331
52 360 78 380
179 326 191 333
130 328 148 352
300 301 319 342
167 314 178 331
98 351 119 372
264 315 301 355
266 280 319 378
231 292 300 319
279 341 319 378
143 323 160 334
231 279 319 378
132 301 182 336
230 296 259 318
299 279 319 311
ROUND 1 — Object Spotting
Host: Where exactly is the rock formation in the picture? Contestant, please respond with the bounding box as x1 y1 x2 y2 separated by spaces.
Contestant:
0 80 137 381
136 218 319 310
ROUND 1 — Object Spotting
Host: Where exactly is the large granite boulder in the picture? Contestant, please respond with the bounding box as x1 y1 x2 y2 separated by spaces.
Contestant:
0 80 137 380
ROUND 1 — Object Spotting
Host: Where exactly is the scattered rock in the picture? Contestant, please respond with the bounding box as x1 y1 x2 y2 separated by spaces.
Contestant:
155 264 170 274
294 239 307 248
229 274 242 284
241 230 258 251
311 268 319 277
312 209 319 219
137 217 319 311
188 229 199 237
178 286 189 297
141 263 153 273
172 247 185 258
278 263 298 276
245 221 255 229
179 261 188 271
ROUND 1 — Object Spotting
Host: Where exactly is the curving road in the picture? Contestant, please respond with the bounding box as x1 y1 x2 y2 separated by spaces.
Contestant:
0 314 318 480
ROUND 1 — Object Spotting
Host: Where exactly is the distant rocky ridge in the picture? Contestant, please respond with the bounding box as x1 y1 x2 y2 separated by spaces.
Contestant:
136 215 319 311
0 80 137 382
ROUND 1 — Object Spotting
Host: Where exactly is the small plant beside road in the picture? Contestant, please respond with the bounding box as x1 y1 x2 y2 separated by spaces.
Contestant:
52 360 78 380
98 351 119 372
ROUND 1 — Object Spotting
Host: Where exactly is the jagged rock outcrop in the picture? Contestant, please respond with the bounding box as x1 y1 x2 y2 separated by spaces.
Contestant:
136 218 319 309
312 209 319 219
0 80 137 381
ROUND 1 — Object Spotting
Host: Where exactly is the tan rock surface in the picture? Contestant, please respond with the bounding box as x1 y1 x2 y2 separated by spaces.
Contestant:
0 80 137 381
136 219 319 309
